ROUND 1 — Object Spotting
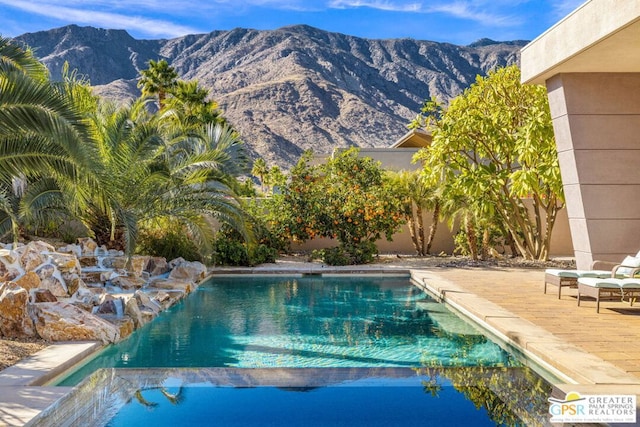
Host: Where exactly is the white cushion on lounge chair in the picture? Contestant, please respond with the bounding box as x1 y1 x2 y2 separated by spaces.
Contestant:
616 256 640 275
578 277 623 288
619 278 640 289
577 277 640 289
545 269 611 278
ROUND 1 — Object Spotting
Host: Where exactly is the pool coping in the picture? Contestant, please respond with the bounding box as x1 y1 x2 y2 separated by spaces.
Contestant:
3 266 640 425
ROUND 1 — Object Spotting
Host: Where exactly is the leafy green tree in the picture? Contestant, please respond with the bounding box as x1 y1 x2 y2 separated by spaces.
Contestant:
388 170 440 256
264 165 286 195
321 148 403 249
137 59 178 110
265 149 405 264
413 65 563 260
0 38 98 245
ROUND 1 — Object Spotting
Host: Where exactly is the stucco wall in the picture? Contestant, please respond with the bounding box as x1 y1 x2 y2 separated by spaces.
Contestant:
292 205 573 257
546 73 640 267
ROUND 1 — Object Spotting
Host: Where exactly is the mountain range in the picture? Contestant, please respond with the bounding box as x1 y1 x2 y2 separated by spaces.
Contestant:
14 25 526 169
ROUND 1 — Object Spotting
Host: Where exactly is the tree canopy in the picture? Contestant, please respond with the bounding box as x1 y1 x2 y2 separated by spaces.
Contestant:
412 65 564 260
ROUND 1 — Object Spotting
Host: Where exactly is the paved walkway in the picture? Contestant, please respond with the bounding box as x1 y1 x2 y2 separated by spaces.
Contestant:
429 267 640 381
3 260 640 425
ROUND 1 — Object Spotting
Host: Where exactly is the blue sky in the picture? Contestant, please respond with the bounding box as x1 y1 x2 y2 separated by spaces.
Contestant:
1 0 585 45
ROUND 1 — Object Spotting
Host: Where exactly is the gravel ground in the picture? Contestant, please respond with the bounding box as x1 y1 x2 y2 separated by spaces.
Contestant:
0 338 49 371
0 253 573 372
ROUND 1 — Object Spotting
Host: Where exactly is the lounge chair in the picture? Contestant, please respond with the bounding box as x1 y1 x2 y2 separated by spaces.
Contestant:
544 269 612 299
577 277 640 313
544 255 640 299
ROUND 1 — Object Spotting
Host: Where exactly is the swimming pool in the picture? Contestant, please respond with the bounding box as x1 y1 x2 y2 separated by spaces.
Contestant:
42 274 556 426
57 275 521 386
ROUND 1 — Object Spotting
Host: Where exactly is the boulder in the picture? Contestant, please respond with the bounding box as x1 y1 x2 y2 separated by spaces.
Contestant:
49 252 81 275
145 257 169 276
168 257 186 269
0 248 20 265
134 290 160 315
56 243 81 257
0 282 35 338
0 249 25 281
34 264 68 297
14 271 41 290
168 260 207 282
124 296 145 328
63 273 86 295
95 298 118 316
150 290 184 310
111 275 147 290
107 317 134 339
17 241 55 271
129 256 150 278
101 256 127 271
31 301 120 344
31 289 57 303
149 278 193 294
77 237 98 255
81 269 116 285
72 286 102 306
78 256 99 268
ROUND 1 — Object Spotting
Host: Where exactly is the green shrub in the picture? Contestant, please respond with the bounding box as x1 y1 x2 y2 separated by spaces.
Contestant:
313 241 378 266
136 228 202 262
212 237 249 266
212 224 278 266
314 247 351 266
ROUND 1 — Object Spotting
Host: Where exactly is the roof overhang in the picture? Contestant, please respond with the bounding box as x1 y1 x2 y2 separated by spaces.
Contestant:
521 0 640 84
390 128 432 148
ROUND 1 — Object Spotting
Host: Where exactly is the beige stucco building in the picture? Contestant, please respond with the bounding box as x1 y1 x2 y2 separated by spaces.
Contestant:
521 0 640 269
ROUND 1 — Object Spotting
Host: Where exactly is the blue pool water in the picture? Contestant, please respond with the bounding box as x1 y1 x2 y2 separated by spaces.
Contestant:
58 275 520 386
106 373 504 427
37 367 553 426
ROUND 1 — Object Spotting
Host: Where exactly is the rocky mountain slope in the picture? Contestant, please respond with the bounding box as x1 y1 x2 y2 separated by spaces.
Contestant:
15 25 526 169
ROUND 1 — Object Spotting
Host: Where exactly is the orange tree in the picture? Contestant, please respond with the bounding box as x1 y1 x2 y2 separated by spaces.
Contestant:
263 148 405 265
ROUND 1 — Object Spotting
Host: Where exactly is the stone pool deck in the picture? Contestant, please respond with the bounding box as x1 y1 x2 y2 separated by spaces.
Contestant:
3 259 640 425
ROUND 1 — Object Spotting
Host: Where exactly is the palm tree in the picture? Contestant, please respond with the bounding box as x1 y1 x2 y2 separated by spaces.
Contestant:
137 59 178 110
0 36 48 81
251 158 268 194
81 98 249 258
0 38 98 244
164 80 223 128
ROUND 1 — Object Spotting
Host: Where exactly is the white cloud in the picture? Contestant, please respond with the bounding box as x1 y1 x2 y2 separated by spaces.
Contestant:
551 0 587 18
328 0 520 27
328 0 421 12
426 1 520 27
0 0 201 37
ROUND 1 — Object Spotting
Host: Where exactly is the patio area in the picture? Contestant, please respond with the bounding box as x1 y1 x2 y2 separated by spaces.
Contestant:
423 266 640 384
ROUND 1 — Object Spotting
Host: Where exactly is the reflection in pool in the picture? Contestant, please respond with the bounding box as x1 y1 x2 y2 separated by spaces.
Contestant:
35 368 553 427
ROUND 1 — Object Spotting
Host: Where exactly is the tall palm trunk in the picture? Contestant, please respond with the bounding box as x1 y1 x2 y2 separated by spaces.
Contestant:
406 212 421 256
416 205 425 256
